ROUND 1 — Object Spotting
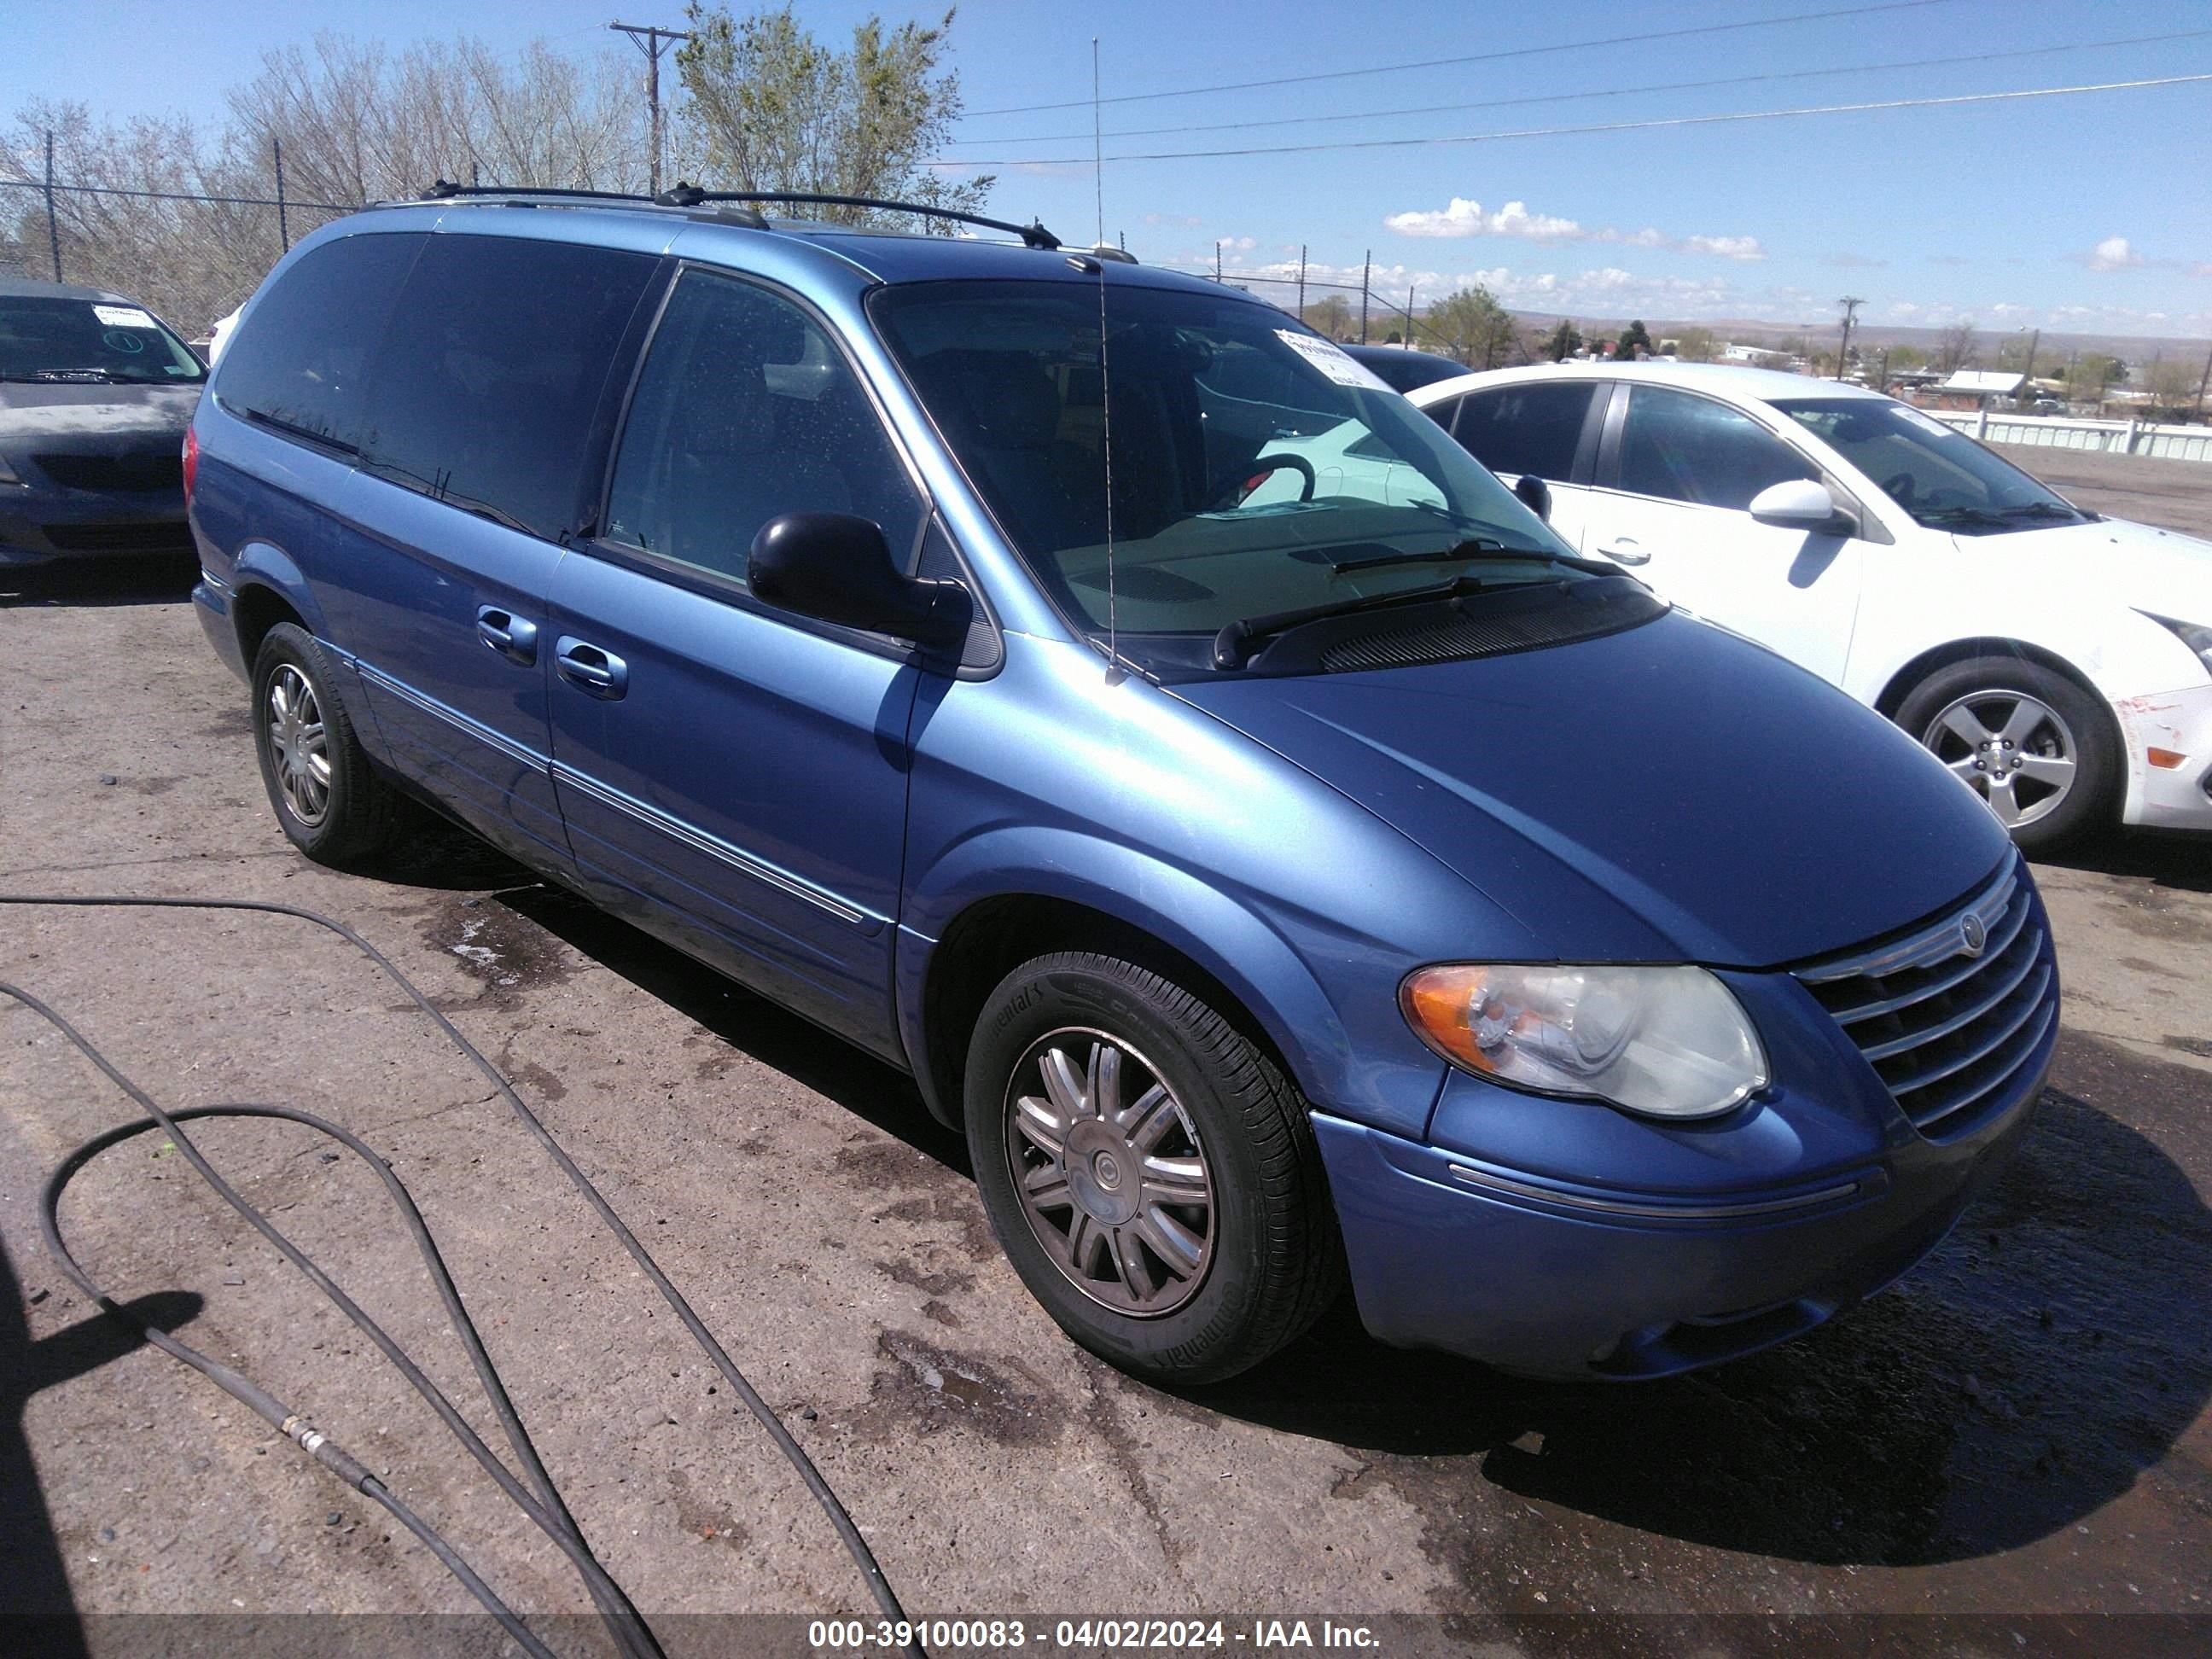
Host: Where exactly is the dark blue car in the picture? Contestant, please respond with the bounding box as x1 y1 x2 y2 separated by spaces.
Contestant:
187 194 2055 1384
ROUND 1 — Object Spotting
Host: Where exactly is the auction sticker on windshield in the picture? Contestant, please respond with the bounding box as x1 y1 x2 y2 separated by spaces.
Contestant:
1275 329 1391 391
92 305 160 329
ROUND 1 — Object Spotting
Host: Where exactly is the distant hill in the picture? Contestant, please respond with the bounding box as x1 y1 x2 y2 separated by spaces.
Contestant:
1500 312 2209 366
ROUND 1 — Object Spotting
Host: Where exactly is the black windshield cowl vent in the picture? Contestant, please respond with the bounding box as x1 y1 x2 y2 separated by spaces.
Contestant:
1251 577 1668 676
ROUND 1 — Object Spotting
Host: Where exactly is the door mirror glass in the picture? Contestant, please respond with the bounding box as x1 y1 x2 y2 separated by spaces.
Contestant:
749 512 968 647
1512 473 1552 521
1748 478 1839 527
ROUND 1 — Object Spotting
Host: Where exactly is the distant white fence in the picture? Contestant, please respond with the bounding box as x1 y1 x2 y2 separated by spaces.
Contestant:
1928 409 2212 463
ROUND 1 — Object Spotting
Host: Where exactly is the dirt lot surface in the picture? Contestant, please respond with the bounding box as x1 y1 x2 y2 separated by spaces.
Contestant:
3 488 2210 1656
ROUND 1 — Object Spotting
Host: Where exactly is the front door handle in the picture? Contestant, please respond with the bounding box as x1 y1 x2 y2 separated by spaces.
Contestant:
555 636 629 700
1596 538 1650 565
476 606 539 665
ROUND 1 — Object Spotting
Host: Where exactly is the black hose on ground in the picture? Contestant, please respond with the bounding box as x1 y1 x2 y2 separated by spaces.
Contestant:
1 890 922 1658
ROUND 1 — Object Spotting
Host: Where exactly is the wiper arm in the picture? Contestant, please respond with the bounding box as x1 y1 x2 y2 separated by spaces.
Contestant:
1213 574 1485 670
1915 505 2013 529
239 405 360 456
1331 538 1612 575
1997 501 2082 521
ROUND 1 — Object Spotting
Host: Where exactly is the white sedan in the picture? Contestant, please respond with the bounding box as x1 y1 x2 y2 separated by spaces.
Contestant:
1409 363 2212 851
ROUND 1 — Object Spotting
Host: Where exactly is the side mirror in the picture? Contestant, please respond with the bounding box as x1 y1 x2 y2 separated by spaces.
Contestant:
1748 478 1841 529
1511 473 1552 521
748 512 969 648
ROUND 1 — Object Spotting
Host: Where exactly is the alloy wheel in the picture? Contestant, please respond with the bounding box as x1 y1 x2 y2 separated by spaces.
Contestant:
1921 690 2078 830
1003 1027 1215 1318
265 663 331 828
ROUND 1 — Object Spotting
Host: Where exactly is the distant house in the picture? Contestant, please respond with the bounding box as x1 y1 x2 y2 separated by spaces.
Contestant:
1928 370 2025 410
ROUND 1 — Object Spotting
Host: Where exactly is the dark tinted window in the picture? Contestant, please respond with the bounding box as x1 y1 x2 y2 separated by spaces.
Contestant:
215 232 424 451
1344 346 1465 393
604 271 923 585
1618 385 1819 510
360 236 657 541
1452 381 1597 482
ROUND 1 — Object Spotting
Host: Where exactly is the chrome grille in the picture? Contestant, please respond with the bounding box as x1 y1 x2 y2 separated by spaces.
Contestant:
1793 856 2058 1141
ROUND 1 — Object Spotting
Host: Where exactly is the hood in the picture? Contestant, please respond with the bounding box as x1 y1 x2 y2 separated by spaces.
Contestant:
1173 610 2011 969
0 381 201 454
1965 515 2212 626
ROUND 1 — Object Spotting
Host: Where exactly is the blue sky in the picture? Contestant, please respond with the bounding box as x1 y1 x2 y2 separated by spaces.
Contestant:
8 0 2209 339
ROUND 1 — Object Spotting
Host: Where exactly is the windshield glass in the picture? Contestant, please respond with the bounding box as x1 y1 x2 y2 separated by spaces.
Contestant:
1769 396 2082 534
871 278 1585 672
0 295 205 385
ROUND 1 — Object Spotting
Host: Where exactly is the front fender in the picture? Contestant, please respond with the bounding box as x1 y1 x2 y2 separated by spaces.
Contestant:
897 827 1452 1143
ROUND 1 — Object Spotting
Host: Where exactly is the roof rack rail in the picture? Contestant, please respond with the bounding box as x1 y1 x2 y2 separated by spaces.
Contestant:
415 179 1058 250
656 185 1058 249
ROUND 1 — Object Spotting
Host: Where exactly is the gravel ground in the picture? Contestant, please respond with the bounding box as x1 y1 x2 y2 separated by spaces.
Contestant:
2 512 2209 1657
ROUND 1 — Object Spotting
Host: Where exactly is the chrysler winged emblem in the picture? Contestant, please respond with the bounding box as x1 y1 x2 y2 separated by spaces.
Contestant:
1959 912 1988 958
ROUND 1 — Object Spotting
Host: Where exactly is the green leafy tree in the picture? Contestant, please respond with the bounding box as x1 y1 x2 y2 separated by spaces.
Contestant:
1887 344 1927 371
1673 325 1717 363
1615 318 1653 360
676 3 989 230
1302 294 1353 340
1543 317 1583 361
1425 284 1516 368
2064 352 2121 402
2142 357 2199 411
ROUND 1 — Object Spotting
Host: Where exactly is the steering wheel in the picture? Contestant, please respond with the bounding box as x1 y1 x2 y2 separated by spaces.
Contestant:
1878 469 1917 506
1209 452 1316 510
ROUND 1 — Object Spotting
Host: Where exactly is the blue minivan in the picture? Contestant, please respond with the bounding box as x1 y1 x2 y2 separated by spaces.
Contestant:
188 190 2056 1384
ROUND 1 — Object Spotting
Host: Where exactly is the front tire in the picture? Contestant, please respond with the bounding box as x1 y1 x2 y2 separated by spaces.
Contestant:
963 952 1343 1385
1896 655 2118 854
251 622 397 867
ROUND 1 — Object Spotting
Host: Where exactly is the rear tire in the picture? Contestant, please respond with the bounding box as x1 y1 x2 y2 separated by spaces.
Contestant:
251 621 397 867
1895 655 2117 855
963 951 1343 1385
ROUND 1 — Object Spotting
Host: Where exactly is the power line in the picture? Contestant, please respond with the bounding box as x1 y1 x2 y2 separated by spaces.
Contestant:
0 177 357 211
959 0 1965 117
943 29 2212 148
947 73 2212 166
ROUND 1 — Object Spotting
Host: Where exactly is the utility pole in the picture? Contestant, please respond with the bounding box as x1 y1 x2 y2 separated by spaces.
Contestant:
610 20 692 197
2196 341 2212 418
272 136 290 252
1835 295 1864 382
44 130 61 282
1359 250 1371 344
1406 284 1417 348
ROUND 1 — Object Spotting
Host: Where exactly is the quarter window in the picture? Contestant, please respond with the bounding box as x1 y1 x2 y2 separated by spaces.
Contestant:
603 271 923 585
358 236 659 542
214 232 425 453
1617 386 1819 510
1452 382 1597 483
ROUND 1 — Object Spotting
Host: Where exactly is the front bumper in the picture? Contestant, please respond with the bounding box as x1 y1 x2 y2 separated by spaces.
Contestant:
1313 949 2053 1380
0 486 193 566
2115 681 2212 830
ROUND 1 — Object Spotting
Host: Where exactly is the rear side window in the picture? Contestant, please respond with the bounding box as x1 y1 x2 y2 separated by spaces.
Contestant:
360 236 659 542
1617 386 1819 510
215 232 425 451
1452 381 1597 482
602 270 924 586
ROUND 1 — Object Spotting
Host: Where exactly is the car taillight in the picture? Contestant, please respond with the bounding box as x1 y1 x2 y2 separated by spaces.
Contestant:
182 427 198 503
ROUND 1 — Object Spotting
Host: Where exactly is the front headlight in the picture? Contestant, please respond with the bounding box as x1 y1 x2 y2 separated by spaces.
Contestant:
1400 963 1767 1120
2139 611 2212 675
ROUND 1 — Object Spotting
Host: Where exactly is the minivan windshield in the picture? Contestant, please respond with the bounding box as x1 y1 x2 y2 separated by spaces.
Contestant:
0 295 205 385
1769 396 2086 534
871 279 1587 672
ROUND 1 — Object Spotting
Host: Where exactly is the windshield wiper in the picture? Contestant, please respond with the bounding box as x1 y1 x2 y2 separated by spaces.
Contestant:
1996 501 2083 522
1331 538 1610 575
2 368 126 383
1914 505 2015 530
1213 574 1487 670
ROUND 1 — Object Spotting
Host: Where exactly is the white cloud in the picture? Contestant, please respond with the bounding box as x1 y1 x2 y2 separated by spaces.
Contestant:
1142 211 1202 228
1680 235 1765 261
1382 195 1763 260
2088 236 2143 271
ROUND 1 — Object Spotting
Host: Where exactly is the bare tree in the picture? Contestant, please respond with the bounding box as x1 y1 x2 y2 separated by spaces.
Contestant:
1936 319 1977 375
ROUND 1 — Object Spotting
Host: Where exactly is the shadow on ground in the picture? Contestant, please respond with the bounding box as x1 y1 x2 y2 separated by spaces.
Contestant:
0 556 198 610
363 817 2209 1578
2038 824 2212 895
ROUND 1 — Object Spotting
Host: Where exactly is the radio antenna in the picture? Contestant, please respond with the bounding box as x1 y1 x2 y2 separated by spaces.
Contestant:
1092 35 1121 681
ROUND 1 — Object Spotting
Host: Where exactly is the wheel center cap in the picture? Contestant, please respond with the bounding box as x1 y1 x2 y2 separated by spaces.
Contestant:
1063 1120 1139 1225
